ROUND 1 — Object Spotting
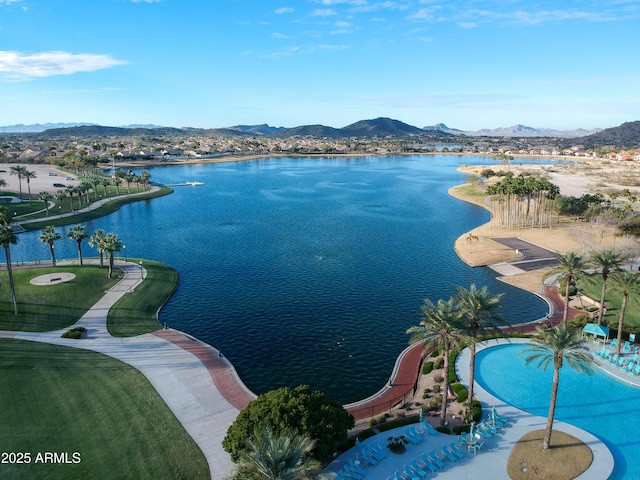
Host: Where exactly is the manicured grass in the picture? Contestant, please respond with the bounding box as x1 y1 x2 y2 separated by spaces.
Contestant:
0 266 122 331
578 274 640 330
107 259 178 337
19 186 173 231
0 338 210 480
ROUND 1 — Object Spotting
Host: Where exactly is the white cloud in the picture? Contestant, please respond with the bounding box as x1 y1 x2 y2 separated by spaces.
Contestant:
271 32 292 39
130 0 162 3
275 7 294 14
0 51 128 80
312 8 338 17
0 0 23 5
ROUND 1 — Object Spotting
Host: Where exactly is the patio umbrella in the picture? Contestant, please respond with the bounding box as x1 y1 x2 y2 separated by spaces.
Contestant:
419 408 424 432
355 437 360 463
469 422 475 439
491 406 497 426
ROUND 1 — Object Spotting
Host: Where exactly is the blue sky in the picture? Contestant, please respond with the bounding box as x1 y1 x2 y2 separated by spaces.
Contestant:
1 0 638 130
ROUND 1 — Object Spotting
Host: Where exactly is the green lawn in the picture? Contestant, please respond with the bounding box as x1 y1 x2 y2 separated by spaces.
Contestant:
0 339 210 480
0 266 122 331
578 274 640 331
107 259 178 337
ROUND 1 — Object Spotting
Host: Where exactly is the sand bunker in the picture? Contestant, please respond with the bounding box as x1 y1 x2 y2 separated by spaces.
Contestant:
29 272 76 285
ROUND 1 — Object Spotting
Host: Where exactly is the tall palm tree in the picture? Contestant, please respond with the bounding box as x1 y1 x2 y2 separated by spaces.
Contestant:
521 325 594 449
67 224 89 265
231 426 320 480
407 298 467 426
0 207 19 314
38 191 54 216
38 225 62 267
100 233 123 278
590 249 623 325
88 229 106 267
9 165 27 197
454 284 503 405
609 271 640 356
54 190 67 214
556 252 587 324
23 169 36 204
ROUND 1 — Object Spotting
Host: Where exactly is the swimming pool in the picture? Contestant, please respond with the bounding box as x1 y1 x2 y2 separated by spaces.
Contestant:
475 343 640 479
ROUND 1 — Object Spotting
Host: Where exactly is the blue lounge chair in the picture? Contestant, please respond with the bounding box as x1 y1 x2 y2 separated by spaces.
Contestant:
360 449 378 466
405 427 423 445
630 364 640 376
427 450 445 469
423 422 438 435
460 431 468 445
482 420 500 433
341 468 364 480
473 433 486 449
624 341 631 352
410 460 428 478
403 465 420 480
610 339 618 349
449 441 466 459
614 356 626 367
418 455 438 473
594 346 608 357
622 361 636 372
607 353 619 364
492 410 509 423
369 442 387 460
441 444 458 463
347 460 366 476
394 472 405 480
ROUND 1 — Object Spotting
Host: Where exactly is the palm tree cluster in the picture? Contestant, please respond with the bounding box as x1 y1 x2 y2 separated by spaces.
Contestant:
0 206 19 315
406 285 503 425
10 165 37 204
556 250 640 356
486 174 560 230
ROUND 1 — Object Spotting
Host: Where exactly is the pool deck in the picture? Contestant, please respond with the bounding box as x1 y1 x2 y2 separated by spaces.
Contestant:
324 338 618 480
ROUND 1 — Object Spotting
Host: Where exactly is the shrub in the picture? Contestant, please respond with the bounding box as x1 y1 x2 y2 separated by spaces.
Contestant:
433 373 444 383
432 384 441 393
470 400 482 423
435 426 450 434
377 415 419 432
61 326 86 339
422 361 434 375
387 436 408 453
453 425 471 435
430 349 440 358
451 383 468 403
434 357 444 369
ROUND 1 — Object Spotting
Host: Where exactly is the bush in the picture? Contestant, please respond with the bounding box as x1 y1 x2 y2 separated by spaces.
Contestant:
377 415 419 432
387 436 408 453
422 361 434 375
61 326 86 339
433 373 444 383
430 349 440 358
558 278 577 297
453 425 472 435
470 400 482 423
435 426 450 434
432 384 441 393
451 383 468 403
434 357 444 369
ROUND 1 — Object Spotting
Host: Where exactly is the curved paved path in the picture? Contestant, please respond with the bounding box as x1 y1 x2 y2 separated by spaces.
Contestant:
0 260 251 480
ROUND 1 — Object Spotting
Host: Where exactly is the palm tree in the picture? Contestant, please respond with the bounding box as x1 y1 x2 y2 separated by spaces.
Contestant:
609 271 640 356
67 224 89 265
23 169 36 204
99 233 123 278
89 229 106 267
407 298 467 426
521 325 594 449
54 190 67 214
454 284 503 405
556 252 587 324
231 426 320 480
0 207 19 314
590 249 623 325
9 165 27 197
38 225 62 267
466 232 479 253
38 192 54 216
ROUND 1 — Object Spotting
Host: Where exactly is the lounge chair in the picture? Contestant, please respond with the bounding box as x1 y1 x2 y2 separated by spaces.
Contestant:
594 346 608 357
427 450 445 469
610 339 618 349
394 472 406 480
409 461 428 478
606 354 619 364
624 354 639 366
341 468 364 480
614 356 626 367
630 364 640 376
403 465 421 480
460 431 468 445
622 361 636 372
360 449 379 466
624 341 631 352
418 455 438 473
423 422 438 435
347 460 366 477
473 433 486 449
405 427 423 445
368 442 387 460
449 441 466 459
441 444 458 463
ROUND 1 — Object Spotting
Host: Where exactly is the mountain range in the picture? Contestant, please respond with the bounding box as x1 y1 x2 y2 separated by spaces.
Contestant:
0 118 621 141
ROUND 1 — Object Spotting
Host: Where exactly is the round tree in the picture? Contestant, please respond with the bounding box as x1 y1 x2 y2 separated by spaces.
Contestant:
222 385 354 462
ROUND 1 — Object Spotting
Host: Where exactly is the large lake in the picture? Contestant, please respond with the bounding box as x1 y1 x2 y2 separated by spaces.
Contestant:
7 155 549 403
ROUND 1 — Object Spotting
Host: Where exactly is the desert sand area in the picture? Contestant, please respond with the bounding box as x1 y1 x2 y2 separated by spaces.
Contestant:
0 163 80 194
451 159 640 292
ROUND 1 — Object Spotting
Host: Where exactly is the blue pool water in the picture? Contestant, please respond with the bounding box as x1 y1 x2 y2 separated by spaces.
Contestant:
476 344 640 479
5 155 550 403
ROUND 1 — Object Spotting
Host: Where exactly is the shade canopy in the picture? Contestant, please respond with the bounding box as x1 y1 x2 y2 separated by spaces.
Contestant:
582 323 610 339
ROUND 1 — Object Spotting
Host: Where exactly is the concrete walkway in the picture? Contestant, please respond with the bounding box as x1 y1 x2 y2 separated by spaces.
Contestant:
0 260 250 480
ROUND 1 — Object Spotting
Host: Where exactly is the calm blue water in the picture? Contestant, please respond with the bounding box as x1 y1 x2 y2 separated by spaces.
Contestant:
6 155 549 403
476 344 640 479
